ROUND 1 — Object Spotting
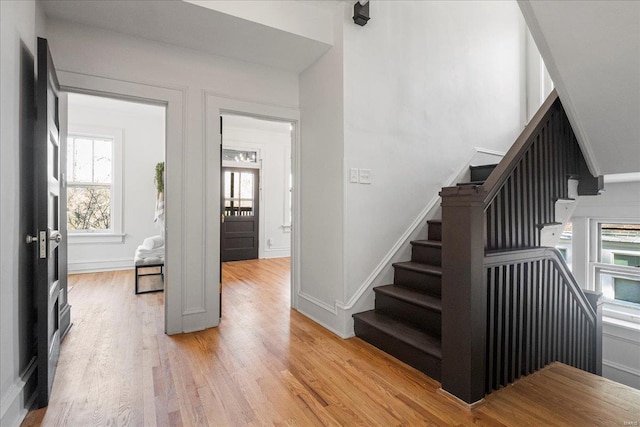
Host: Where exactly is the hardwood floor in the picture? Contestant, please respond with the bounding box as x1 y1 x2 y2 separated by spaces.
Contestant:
23 258 640 426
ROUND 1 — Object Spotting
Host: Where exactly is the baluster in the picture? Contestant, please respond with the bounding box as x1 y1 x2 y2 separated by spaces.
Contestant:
487 267 495 391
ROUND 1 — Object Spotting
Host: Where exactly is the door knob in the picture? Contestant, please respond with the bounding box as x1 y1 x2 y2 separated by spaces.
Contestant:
26 234 38 244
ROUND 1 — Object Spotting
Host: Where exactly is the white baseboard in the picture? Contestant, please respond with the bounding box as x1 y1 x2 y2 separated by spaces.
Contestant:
296 297 349 339
0 358 37 427
261 249 291 259
603 360 640 390
68 257 133 274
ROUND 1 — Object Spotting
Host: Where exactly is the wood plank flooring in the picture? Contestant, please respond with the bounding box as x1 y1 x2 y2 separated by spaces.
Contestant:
23 258 640 426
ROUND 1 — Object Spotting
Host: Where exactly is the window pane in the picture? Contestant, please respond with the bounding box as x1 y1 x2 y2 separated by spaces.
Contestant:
222 149 257 163
240 200 254 216
93 139 112 183
224 198 238 216
224 171 232 198
67 138 74 177
67 186 111 231
614 278 640 304
240 172 254 200
600 223 640 265
556 222 572 270
73 138 93 182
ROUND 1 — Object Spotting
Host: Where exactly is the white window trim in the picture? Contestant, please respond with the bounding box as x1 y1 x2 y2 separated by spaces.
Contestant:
67 124 124 244
283 143 292 229
587 218 640 329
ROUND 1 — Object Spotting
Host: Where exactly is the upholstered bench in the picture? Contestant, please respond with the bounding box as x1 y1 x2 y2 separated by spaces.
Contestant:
134 236 165 294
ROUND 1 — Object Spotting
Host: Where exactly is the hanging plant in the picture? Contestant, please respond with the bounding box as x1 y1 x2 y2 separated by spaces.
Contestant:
155 162 165 194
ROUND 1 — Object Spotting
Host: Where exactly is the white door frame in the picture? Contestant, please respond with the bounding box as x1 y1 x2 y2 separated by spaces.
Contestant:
207 92 300 312
57 70 185 334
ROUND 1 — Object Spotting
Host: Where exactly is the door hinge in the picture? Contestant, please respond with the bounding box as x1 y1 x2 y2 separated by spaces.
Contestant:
221 214 225 223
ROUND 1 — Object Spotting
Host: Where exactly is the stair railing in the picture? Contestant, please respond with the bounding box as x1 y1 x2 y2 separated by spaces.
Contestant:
439 90 603 404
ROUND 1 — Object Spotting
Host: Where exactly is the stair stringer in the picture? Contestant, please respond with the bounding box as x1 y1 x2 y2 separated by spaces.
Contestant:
316 147 504 338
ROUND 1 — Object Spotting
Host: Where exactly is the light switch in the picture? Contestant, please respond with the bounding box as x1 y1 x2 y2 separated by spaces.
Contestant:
349 168 359 183
359 169 372 184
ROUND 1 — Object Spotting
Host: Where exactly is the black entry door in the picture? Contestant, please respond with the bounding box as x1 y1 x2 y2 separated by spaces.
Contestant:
221 167 259 261
32 37 68 407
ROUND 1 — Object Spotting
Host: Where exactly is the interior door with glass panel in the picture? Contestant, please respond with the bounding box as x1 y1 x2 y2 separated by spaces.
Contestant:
221 167 259 261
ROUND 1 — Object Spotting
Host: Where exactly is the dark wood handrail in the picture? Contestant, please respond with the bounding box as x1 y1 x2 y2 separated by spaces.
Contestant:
481 90 559 207
484 247 597 325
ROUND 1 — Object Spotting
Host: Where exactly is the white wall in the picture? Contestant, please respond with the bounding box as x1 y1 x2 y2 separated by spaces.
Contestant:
342 0 525 304
66 94 165 273
45 17 299 334
298 1 527 336
569 180 640 389
222 115 292 259
298 4 345 331
1 1 45 425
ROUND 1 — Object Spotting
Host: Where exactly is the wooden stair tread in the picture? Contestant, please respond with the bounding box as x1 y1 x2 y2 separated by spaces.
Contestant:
352 310 442 359
410 240 442 248
456 181 485 186
393 261 442 276
374 284 442 312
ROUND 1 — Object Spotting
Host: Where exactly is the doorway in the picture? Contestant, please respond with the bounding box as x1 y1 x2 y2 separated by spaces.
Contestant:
220 114 294 312
65 94 167 294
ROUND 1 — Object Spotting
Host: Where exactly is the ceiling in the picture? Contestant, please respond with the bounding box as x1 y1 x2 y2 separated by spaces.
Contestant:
40 0 334 73
519 0 640 175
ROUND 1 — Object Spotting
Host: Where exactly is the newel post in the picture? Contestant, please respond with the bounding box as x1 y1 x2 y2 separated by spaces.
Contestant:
583 290 603 375
440 185 488 404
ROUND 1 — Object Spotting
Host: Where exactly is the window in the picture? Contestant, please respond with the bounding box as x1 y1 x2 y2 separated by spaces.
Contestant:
66 127 123 243
223 169 256 217
67 135 113 231
595 223 640 305
556 222 572 270
222 148 257 164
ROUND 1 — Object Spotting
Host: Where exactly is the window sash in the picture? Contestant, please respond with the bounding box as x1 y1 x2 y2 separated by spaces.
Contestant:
67 134 113 185
66 127 122 239
594 221 640 306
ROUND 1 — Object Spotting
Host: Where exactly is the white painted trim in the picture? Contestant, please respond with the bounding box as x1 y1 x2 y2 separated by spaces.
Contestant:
57 69 186 335
204 91 301 323
67 257 133 274
471 147 507 158
602 359 640 379
298 292 338 315
296 297 349 339
604 173 640 184
68 233 126 245
291 120 301 310
0 358 36 427
261 252 290 260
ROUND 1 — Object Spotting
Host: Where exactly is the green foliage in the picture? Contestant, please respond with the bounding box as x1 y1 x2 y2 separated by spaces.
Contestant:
155 162 165 194
67 187 111 230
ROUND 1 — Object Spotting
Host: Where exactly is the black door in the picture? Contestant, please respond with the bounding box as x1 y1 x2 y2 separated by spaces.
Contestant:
31 37 68 408
221 167 259 261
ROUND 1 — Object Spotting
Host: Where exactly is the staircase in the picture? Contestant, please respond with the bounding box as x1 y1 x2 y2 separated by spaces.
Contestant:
353 165 496 381
355 91 604 405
